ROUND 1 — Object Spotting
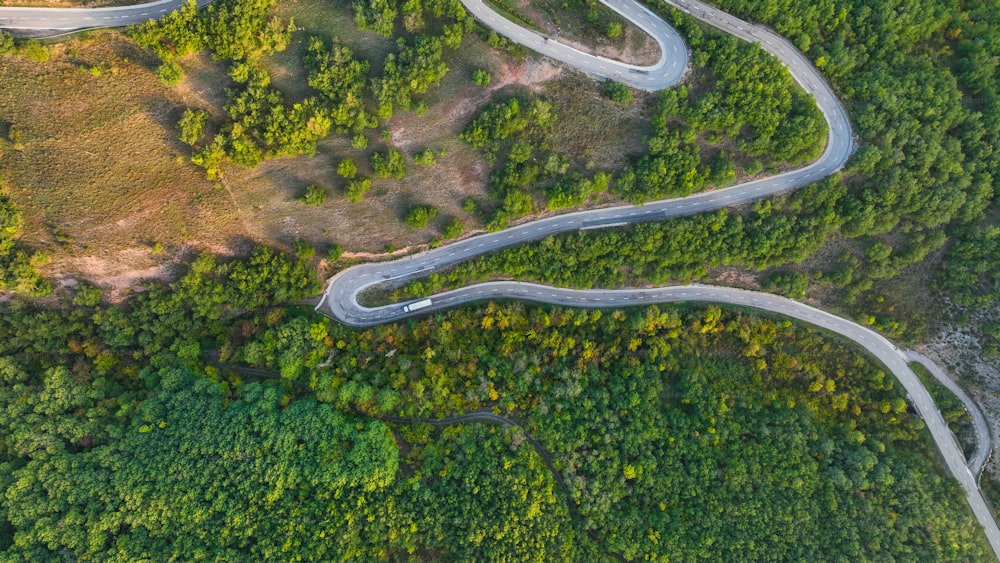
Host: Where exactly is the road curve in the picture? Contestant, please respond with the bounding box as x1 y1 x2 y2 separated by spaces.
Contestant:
318 0 851 327
462 0 688 89
339 280 1000 553
312 0 999 555
907 350 993 477
0 0 686 89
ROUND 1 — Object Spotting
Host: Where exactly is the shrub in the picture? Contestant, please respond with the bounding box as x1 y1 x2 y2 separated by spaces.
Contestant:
372 148 406 179
442 217 463 239
345 178 372 202
326 243 344 261
462 197 477 215
0 31 15 55
293 238 315 259
178 109 209 146
301 184 326 206
472 68 492 87
19 40 51 62
157 61 185 86
405 205 437 229
414 149 436 166
761 270 809 299
603 80 632 105
337 158 358 179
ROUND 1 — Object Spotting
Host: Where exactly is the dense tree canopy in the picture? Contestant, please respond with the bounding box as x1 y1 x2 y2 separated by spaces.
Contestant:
0 244 990 559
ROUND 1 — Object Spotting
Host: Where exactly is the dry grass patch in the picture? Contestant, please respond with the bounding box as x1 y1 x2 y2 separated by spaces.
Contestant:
0 0 662 284
542 73 654 171
0 33 245 278
217 134 490 254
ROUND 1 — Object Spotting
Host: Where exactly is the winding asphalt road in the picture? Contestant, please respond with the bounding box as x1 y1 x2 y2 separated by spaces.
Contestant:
2 0 997 555
907 350 992 477
0 0 210 36
310 0 1000 554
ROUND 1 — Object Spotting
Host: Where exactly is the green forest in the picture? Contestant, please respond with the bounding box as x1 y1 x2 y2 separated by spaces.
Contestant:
0 250 990 559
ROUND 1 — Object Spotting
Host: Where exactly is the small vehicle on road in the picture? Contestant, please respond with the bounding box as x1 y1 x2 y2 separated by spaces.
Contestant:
403 298 433 313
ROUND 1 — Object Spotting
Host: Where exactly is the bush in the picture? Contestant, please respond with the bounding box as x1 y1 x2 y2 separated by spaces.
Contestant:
19 39 50 62
414 149 436 166
301 184 326 206
606 22 622 39
326 243 344 261
462 197 477 215
761 270 809 299
337 158 358 179
293 238 315 259
472 68 492 87
405 205 437 229
0 31 15 55
345 178 372 202
178 109 209 145
371 149 406 179
603 80 632 105
157 61 185 86
442 217 463 239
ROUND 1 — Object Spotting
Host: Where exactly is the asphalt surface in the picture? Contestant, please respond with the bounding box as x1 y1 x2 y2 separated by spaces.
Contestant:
0 0 210 36
462 0 688 89
907 350 993 476
3 0 998 555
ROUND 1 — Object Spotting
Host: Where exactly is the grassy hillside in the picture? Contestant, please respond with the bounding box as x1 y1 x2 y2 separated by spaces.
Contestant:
0 0 823 287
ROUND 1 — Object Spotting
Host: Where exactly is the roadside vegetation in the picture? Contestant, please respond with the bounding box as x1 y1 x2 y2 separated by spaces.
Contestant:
454 16 826 229
485 0 659 65
909 362 977 460
0 0 996 556
0 251 990 559
398 0 1000 343
707 0 1000 329
0 184 48 295
0 0 829 278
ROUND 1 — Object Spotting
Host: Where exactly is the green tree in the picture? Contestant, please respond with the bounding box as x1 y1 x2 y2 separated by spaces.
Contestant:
414 149 436 166
293 238 316 259
157 61 185 86
338 158 358 179
177 108 209 145
0 31 15 55
405 205 437 228
346 177 372 203
301 184 326 206
372 148 406 179
442 217 463 239
472 68 492 87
